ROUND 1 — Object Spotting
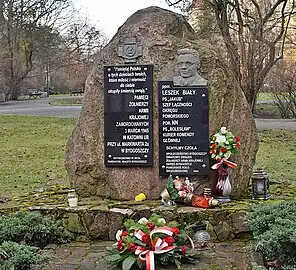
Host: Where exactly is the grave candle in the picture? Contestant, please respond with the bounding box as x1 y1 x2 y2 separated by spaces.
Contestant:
68 189 78 207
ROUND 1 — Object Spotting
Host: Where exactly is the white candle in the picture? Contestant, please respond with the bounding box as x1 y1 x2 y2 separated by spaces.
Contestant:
68 197 78 207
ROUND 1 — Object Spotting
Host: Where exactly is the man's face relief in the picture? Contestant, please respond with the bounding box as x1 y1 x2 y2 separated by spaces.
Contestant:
177 54 198 78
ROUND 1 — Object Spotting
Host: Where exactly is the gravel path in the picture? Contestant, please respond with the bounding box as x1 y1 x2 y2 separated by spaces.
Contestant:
1 97 295 130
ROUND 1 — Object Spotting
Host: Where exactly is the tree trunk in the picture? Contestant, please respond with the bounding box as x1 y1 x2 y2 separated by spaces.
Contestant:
0 0 4 23
10 83 21 100
244 82 261 112
9 68 32 100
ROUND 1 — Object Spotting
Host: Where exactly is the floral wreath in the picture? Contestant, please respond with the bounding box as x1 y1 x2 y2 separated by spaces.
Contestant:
105 214 199 270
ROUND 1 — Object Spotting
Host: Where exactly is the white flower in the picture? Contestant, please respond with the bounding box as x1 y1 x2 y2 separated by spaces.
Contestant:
138 217 149 224
215 134 226 143
157 218 166 226
220 127 227 134
115 230 123 241
185 178 191 186
185 178 194 192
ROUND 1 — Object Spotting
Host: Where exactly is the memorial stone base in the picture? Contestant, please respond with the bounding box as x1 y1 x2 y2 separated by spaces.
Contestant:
0 197 252 242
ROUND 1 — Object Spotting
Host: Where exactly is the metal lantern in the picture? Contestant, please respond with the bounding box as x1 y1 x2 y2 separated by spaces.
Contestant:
251 169 271 200
192 224 211 249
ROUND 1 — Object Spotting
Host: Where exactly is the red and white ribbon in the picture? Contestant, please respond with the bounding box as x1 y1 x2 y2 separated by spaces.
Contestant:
134 227 196 270
134 227 176 270
211 157 237 169
134 229 146 241
150 226 174 238
186 234 195 249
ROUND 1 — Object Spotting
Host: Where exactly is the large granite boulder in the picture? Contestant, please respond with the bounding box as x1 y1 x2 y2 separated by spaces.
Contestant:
65 6 258 200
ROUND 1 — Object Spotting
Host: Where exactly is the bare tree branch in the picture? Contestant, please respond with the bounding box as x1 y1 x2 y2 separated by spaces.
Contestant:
170 0 296 110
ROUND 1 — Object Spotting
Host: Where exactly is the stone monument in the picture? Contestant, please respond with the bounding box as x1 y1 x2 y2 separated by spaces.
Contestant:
65 6 258 200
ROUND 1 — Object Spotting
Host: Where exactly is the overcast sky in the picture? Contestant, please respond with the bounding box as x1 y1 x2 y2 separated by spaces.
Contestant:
72 0 178 39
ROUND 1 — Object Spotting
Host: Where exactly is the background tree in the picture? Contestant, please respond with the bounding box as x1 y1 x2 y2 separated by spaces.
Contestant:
264 60 296 118
166 0 296 110
47 19 107 93
0 0 107 99
1 0 74 99
0 0 8 97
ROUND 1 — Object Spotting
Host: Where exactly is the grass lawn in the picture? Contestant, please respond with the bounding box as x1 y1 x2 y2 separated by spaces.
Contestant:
255 130 296 197
18 93 73 100
0 115 295 199
0 115 76 198
49 98 83 106
257 92 274 101
256 130 296 181
253 103 281 118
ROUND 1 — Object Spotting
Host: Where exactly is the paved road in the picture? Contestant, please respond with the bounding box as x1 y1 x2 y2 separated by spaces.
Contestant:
0 97 81 118
0 97 295 130
255 118 296 131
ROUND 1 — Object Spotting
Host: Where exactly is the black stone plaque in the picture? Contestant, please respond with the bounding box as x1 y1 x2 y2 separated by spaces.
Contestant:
158 81 209 176
104 65 153 166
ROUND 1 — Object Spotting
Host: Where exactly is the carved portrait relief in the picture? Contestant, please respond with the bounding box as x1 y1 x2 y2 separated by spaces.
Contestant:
173 48 207 86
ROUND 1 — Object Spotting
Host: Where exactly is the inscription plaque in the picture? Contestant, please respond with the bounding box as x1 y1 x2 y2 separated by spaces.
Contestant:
158 81 209 176
104 65 153 166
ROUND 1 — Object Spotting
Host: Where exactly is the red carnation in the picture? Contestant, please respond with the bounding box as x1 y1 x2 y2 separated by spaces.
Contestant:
171 227 180 236
142 233 151 245
128 243 136 253
121 231 129 237
147 222 155 231
163 236 175 246
180 245 187 255
235 136 240 142
117 239 124 251
211 143 217 149
220 147 227 153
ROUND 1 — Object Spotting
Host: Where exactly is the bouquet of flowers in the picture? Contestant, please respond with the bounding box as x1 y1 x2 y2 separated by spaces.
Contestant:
210 127 241 197
162 175 219 208
210 126 240 170
165 176 194 201
104 214 198 270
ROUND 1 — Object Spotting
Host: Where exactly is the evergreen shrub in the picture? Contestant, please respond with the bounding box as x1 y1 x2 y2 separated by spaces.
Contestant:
0 241 51 270
246 200 296 268
0 210 72 269
0 211 72 248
